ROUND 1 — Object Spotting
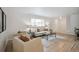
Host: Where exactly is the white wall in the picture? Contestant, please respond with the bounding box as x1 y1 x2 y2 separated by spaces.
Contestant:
52 14 79 35
0 31 8 51
53 16 67 34
0 8 10 51
0 8 27 51
69 14 79 35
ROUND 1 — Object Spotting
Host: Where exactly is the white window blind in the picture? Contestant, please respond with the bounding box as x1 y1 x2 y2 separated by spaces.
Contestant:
31 19 45 27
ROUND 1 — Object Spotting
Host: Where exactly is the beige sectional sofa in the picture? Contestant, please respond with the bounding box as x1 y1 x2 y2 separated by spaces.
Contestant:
13 37 44 52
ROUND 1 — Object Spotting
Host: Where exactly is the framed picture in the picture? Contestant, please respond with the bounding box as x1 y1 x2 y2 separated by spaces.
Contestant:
0 8 2 33
0 8 6 33
2 11 6 31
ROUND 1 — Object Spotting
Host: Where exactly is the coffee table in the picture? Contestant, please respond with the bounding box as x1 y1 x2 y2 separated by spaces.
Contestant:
41 32 56 40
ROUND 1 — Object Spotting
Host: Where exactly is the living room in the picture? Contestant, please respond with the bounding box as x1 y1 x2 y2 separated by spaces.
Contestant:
0 7 79 52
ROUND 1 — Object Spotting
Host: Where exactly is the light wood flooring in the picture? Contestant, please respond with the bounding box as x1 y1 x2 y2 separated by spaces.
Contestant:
46 34 79 52
5 34 79 52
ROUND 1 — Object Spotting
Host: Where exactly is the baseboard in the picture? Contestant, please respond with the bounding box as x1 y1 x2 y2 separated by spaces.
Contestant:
56 32 75 36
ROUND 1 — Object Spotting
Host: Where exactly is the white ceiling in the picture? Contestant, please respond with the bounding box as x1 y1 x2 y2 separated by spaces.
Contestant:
3 7 79 18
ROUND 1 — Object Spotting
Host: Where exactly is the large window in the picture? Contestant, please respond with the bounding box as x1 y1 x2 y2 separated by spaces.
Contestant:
31 19 45 27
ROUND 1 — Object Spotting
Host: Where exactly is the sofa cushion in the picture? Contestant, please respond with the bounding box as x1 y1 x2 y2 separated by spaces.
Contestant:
19 35 30 42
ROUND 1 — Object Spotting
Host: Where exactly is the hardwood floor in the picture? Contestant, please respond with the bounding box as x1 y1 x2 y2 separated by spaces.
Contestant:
5 34 79 52
46 34 79 52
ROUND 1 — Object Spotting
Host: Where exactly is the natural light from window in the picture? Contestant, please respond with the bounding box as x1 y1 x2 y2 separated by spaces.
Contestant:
31 19 45 27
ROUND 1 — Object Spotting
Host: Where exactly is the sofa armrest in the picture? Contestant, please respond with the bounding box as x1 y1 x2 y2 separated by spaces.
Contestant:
24 37 43 52
13 37 25 52
13 37 43 52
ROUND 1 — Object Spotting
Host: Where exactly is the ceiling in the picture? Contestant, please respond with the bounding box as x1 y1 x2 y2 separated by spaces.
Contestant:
3 7 79 18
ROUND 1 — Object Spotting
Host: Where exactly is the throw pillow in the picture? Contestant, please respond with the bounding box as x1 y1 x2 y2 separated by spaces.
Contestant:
19 35 30 42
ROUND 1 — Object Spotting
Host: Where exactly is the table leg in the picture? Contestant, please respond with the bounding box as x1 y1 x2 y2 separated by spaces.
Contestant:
46 35 48 40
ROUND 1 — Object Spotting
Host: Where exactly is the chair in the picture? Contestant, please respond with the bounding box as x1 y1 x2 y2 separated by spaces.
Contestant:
74 28 79 40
